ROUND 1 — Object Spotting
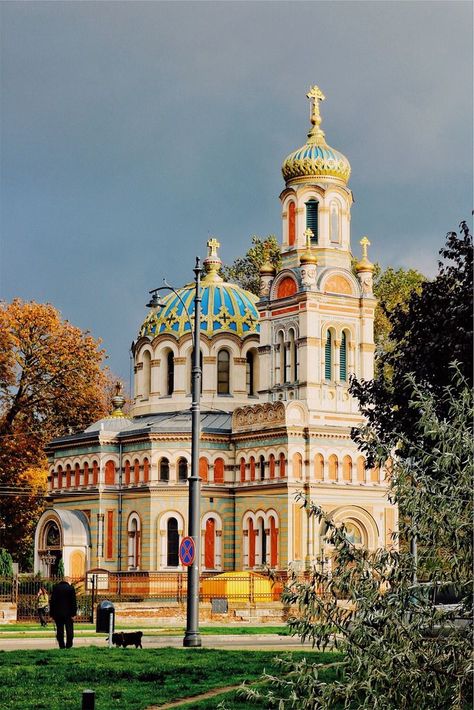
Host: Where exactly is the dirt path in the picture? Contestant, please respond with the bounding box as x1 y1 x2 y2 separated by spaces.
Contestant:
146 683 241 709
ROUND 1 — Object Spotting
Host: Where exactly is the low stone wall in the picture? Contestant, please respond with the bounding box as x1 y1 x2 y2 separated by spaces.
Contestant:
113 601 289 625
0 603 17 624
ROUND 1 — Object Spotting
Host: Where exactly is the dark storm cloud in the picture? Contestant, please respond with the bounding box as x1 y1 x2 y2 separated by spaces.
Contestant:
1 1 472 380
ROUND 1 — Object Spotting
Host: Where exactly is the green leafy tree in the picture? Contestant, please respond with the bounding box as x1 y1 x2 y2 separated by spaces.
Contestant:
57 558 65 579
0 548 13 577
351 221 473 462
243 372 473 709
372 265 425 367
220 235 281 295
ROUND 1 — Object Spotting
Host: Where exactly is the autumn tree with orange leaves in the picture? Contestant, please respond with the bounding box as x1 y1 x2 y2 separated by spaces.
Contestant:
0 300 113 568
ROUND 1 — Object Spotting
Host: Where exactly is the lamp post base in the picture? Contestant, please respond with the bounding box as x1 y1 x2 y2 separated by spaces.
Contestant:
183 631 202 648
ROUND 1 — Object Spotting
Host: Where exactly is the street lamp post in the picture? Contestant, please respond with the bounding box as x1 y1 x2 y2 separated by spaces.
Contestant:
146 257 202 648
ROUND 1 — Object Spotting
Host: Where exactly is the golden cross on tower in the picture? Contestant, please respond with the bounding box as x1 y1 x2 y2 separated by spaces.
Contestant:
360 236 371 259
207 237 220 258
306 85 325 127
303 227 314 248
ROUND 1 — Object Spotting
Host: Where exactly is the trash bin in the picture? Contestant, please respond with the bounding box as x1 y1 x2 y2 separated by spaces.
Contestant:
96 600 115 634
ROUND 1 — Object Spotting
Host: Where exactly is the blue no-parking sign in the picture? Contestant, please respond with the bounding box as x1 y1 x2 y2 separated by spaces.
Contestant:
179 536 195 566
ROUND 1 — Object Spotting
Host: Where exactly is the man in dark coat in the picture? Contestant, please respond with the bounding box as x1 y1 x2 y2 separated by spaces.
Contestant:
50 578 77 649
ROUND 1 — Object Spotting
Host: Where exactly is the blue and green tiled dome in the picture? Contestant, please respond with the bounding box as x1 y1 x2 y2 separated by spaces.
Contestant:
140 240 260 340
282 85 351 185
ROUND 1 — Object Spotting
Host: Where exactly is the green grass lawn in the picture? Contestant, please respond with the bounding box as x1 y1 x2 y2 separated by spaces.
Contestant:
0 647 339 710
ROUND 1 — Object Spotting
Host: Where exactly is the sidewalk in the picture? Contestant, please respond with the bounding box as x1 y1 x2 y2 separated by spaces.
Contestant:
0 632 312 652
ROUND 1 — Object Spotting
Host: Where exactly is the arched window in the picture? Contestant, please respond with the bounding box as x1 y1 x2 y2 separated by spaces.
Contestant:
370 465 380 483
269 454 276 479
217 349 230 395
343 455 352 482
124 460 131 485
127 514 141 570
329 454 338 481
345 522 363 545
214 458 224 484
166 351 174 395
83 462 89 486
340 331 347 382
167 518 179 567
289 329 297 381
325 330 332 381
314 454 324 481
204 517 216 569
65 465 72 488
159 458 169 482
143 351 151 398
330 201 340 243
92 461 99 486
45 520 61 548
288 201 296 246
143 458 150 483
74 464 81 487
305 199 318 243
199 457 208 482
134 459 140 485
259 518 266 566
269 515 278 567
259 455 265 481
293 453 302 480
279 453 286 478
105 460 115 485
57 466 63 488
240 457 246 483
249 456 256 482
357 456 366 483
178 458 188 482
248 518 256 568
278 332 287 384
246 351 255 395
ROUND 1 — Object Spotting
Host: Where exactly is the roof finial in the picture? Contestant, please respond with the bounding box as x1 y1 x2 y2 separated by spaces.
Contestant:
300 228 318 265
111 381 126 418
355 236 375 273
202 237 223 283
306 85 326 141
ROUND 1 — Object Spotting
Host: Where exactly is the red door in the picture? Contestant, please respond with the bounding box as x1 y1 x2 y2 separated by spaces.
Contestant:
205 518 215 569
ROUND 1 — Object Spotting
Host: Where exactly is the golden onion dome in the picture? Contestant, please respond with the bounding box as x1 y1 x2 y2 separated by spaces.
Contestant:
282 85 351 185
355 236 375 272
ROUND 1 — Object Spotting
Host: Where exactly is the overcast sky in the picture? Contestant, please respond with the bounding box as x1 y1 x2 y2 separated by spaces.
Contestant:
1 1 472 384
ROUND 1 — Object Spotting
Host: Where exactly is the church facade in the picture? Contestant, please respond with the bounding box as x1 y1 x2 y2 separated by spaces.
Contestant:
34 87 396 580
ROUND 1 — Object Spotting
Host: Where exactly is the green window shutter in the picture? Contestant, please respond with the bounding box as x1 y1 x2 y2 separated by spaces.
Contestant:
340 332 347 381
325 331 332 380
306 200 318 243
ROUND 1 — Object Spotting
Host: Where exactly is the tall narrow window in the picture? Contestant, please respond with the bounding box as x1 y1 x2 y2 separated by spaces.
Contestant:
288 201 296 246
260 519 266 565
289 329 297 381
159 458 169 482
259 455 265 481
217 349 230 395
143 351 151 398
278 332 286 384
246 351 254 395
325 330 332 380
340 332 347 381
305 199 318 243
178 458 188 482
167 518 179 567
167 351 174 395
330 202 340 243
214 458 224 484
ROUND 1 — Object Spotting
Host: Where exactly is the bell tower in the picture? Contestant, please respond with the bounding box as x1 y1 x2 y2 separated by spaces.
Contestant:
257 86 376 424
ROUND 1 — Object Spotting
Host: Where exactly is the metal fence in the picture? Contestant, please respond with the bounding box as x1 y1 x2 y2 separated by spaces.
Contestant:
0 571 290 621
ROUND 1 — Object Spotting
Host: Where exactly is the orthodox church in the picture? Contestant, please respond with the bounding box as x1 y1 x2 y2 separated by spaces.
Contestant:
34 86 395 580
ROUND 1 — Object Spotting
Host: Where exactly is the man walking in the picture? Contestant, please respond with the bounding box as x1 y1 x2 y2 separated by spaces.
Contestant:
50 577 77 649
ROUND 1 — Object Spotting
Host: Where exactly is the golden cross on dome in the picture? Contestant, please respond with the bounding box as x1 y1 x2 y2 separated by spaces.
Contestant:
303 227 314 248
360 236 371 259
207 237 220 258
306 85 325 126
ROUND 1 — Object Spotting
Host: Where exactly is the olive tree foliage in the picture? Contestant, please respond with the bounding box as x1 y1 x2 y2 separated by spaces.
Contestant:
242 373 473 710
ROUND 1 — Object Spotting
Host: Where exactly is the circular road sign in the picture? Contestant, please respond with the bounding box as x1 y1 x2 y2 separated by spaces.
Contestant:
179 536 195 566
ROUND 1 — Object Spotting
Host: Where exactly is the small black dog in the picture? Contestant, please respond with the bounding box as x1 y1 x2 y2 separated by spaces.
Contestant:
110 631 143 648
